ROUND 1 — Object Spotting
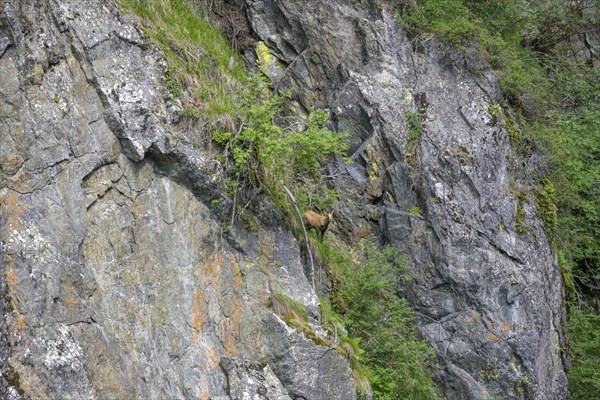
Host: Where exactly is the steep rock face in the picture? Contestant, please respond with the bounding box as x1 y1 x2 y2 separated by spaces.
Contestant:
245 0 569 398
0 1 355 399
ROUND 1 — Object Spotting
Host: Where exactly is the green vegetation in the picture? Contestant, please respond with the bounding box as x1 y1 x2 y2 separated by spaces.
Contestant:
212 73 348 211
407 110 423 142
270 292 334 347
514 189 530 235
409 206 423 216
535 178 558 237
120 0 347 223
538 107 600 285
271 292 309 323
567 306 600 398
119 0 245 122
319 243 440 399
405 109 424 167
393 1 599 397
488 105 501 125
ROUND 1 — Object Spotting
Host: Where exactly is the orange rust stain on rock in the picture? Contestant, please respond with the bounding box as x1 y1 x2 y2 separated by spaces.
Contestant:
192 289 207 343
221 252 244 357
2 191 28 229
4 261 25 328
205 252 222 277
62 291 83 315
191 250 246 373
2 191 29 333
15 314 26 331
198 390 210 400
227 252 237 264
501 322 510 333
192 255 222 343
205 347 220 370
196 376 210 400
8 169 30 194
219 318 240 356
5 263 17 287
11 358 50 400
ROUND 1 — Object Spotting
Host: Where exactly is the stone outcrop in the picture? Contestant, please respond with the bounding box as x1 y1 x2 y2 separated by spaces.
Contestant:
0 1 354 399
245 0 569 398
0 0 571 399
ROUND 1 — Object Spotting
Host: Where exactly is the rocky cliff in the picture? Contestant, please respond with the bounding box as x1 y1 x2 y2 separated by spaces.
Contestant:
0 1 355 399
0 0 568 399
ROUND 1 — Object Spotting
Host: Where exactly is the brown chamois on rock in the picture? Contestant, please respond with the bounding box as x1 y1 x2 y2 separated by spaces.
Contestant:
302 210 333 242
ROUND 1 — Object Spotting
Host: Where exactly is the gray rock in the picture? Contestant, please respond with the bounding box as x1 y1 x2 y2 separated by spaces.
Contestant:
0 1 355 399
245 0 569 398
221 356 292 400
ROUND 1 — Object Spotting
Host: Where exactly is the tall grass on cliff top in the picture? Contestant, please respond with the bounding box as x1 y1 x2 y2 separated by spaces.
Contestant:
118 0 349 228
118 0 245 124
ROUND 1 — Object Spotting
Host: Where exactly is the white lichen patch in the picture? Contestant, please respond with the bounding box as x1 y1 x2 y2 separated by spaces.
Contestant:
8 225 60 280
42 325 85 370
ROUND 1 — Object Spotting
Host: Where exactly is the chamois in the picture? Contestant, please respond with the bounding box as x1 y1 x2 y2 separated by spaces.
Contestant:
303 210 333 242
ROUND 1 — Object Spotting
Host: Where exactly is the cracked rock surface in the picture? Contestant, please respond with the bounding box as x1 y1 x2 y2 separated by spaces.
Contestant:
0 1 354 399
245 0 569 398
0 0 571 399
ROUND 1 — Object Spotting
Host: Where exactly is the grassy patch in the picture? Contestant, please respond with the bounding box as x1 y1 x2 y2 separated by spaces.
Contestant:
118 0 245 123
317 242 441 399
271 292 309 322
567 306 600 399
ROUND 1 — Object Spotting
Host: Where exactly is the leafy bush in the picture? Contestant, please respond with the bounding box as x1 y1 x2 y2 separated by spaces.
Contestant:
541 106 600 284
228 75 347 186
213 73 348 219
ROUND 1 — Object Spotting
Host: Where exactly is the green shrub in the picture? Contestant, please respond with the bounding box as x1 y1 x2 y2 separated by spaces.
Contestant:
332 245 440 399
535 178 558 237
539 106 600 284
409 206 423 216
567 306 600 399
407 111 423 142
216 73 348 217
